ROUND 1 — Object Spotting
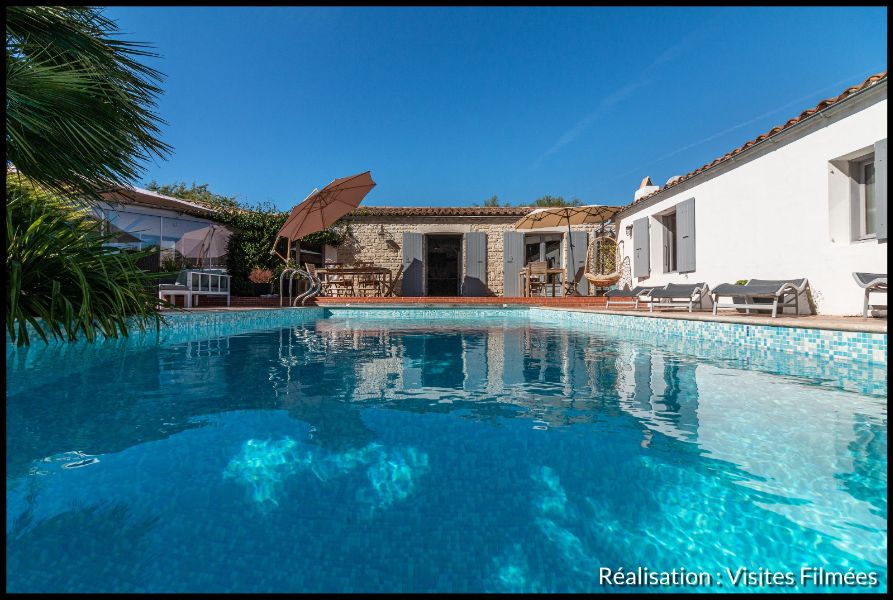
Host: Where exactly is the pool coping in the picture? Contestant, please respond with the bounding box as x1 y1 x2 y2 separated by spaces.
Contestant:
167 304 888 335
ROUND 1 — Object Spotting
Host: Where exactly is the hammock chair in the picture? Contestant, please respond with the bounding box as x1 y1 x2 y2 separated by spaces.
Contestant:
584 235 623 289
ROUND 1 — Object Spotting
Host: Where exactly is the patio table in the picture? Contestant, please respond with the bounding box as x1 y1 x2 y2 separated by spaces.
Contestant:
317 266 392 297
518 266 566 297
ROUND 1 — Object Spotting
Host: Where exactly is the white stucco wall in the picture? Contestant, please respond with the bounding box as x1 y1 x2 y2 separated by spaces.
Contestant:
617 84 887 315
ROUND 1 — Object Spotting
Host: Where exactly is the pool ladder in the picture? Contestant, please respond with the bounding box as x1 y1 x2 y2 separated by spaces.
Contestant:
279 265 322 307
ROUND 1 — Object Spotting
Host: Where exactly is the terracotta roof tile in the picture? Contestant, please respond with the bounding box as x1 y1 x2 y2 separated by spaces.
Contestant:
626 71 888 209
346 206 536 218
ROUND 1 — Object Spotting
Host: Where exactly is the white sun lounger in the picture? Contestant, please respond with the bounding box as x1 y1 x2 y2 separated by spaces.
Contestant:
711 278 813 317
647 282 711 313
852 272 887 317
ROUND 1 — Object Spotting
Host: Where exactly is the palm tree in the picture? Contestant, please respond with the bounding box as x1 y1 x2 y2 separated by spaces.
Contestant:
6 6 171 197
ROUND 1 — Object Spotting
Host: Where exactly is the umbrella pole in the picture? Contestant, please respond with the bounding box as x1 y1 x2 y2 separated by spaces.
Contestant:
566 220 580 297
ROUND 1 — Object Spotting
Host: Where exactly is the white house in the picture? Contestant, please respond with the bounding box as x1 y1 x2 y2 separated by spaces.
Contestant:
615 72 887 316
92 186 232 271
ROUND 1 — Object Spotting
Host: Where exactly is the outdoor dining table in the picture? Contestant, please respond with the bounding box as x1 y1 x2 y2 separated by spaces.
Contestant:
518 266 567 297
317 266 393 297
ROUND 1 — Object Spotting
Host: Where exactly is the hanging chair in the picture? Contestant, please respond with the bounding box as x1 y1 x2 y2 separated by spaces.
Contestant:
584 235 623 289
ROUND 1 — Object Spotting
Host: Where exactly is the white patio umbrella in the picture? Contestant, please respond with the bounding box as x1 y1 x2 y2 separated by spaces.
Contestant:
513 205 622 295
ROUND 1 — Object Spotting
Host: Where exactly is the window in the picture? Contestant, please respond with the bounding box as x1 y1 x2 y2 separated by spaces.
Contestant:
829 139 886 245
524 234 562 268
662 211 677 273
854 156 877 239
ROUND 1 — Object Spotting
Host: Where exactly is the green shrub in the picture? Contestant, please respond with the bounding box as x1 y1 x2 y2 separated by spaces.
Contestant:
6 179 164 346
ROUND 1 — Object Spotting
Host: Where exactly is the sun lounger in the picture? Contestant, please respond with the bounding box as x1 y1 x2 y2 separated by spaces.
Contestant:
711 278 812 318
648 282 711 312
604 285 657 309
852 272 887 317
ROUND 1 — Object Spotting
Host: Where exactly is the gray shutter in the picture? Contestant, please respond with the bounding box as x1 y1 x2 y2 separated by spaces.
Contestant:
876 139 887 240
676 198 696 273
568 231 589 295
462 232 488 296
402 232 424 296
503 231 525 297
633 217 650 278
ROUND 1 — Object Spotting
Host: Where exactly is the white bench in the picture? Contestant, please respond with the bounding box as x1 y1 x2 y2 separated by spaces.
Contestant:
159 269 231 308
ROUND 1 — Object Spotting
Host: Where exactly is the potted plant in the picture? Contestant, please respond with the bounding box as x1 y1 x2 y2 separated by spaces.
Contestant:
248 267 274 296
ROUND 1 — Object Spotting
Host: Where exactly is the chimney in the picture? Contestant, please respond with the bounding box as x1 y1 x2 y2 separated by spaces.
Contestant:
634 176 660 201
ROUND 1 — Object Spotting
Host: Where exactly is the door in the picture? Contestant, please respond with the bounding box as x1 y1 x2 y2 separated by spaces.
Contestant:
426 234 461 296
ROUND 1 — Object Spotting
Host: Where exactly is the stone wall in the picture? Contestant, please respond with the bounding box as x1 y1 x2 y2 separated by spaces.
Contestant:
334 215 603 296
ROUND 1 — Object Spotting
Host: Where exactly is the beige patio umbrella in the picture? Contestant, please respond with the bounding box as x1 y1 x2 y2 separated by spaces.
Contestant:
272 171 376 262
514 204 622 295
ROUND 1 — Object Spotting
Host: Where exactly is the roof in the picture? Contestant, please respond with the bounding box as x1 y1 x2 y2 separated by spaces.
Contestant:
98 186 218 216
625 71 888 211
346 206 537 218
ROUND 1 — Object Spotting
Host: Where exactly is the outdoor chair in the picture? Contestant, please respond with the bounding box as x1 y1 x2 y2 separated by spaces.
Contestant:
852 272 887 317
711 278 814 318
527 260 559 297
648 282 711 313
356 264 382 297
604 285 658 309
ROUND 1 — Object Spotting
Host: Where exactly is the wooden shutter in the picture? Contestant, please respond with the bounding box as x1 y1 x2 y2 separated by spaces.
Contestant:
676 198 696 273
876 139 887 241
402 232 424 296
568 231 589 295
633 217 650 278
462 232 488 296
502 231 525 297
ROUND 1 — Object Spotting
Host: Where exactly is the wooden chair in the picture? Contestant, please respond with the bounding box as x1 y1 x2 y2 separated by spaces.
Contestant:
527 260 556 297
325 264 354 297
355 265 381 297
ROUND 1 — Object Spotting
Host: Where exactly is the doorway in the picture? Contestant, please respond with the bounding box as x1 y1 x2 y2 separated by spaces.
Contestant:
426 235 461 296
524 233 563 297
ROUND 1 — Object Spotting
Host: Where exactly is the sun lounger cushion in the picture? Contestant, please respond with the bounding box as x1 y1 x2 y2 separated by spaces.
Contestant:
649 283 707 298
605 286 654 298
712 279 805 297
853 272 887 288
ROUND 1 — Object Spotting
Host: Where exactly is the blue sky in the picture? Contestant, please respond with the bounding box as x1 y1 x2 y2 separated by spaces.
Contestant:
104 6 887 210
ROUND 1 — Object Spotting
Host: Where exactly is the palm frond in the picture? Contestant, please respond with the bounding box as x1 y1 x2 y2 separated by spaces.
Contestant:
6 6 171 198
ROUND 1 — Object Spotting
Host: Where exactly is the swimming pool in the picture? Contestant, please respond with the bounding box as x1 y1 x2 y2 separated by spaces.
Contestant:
6 308 887 592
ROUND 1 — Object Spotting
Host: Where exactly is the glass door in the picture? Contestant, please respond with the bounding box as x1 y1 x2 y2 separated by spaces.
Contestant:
523 234 563 296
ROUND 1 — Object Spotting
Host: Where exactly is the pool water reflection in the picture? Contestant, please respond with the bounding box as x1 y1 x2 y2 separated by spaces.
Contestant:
6 316 887 592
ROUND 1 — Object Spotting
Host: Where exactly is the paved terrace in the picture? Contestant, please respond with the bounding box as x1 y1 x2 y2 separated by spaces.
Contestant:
177 296 887 334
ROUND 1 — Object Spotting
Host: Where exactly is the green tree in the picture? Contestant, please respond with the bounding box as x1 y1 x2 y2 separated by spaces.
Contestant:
472 194 512 207
528 195 582 207
6 6 171 197
146 181 240 211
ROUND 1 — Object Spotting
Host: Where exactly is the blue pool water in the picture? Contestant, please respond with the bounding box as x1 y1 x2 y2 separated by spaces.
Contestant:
6 311 887 593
